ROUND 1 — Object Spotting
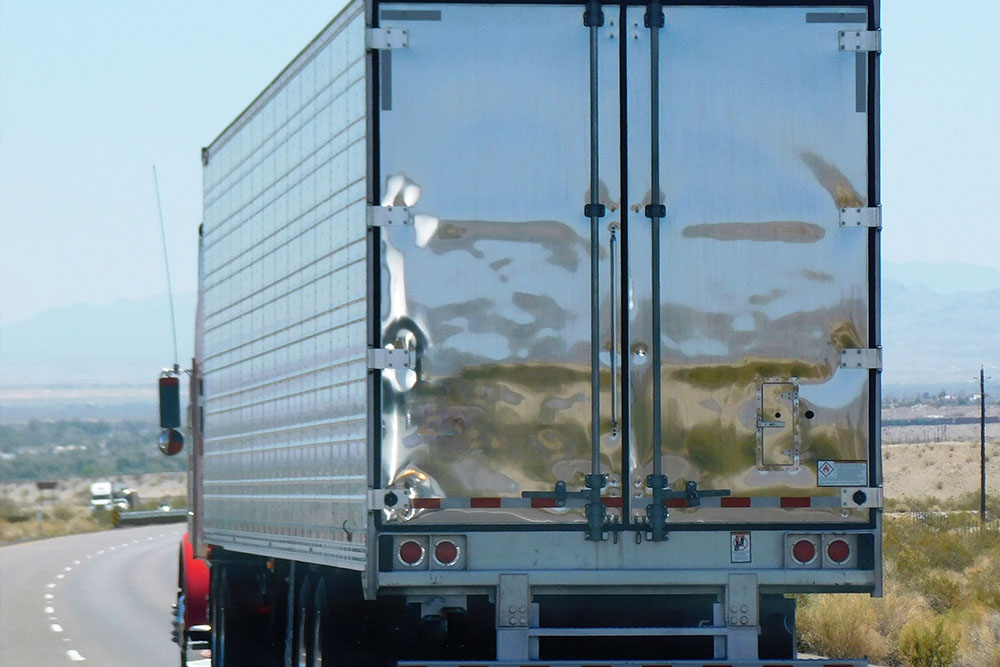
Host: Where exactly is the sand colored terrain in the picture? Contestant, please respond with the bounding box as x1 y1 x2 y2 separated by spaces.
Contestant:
0 472 187 508
882 440 1000 505
1 441 998 510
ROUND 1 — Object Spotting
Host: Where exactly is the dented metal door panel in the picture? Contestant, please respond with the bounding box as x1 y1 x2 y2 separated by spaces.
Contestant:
625 6 874 523
376 4 622 524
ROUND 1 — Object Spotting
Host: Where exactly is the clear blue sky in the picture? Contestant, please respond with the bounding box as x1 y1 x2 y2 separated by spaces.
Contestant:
1 0 998 326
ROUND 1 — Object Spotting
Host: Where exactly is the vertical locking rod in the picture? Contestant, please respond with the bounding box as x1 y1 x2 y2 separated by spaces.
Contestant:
645 0 668 541
609 223 619 437
584 0 607 541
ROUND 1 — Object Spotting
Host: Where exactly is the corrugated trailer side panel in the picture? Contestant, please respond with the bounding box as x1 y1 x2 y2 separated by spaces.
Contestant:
199 1 369 569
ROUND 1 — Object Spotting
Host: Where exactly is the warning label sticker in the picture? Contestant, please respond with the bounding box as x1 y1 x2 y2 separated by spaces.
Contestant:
817 460 867 487
731 532 751 563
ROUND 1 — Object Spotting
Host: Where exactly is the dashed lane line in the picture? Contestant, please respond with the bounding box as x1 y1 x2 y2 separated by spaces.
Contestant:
50 623 63 633
66 649 86 661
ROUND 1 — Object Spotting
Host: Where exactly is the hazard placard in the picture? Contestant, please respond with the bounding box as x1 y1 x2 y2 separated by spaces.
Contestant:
817 460 867 487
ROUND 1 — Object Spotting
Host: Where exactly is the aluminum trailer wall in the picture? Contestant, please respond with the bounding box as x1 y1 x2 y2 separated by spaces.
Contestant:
200 3 369 569
196 0 881 662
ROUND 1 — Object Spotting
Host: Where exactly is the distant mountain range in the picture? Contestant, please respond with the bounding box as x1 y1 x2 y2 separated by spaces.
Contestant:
1 262 998 419
0 294 195 420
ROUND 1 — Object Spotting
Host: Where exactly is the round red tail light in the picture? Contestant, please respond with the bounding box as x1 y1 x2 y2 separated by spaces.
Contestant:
398 540 424 565
827 539 851 563
434 540 459 566
792 539 816 564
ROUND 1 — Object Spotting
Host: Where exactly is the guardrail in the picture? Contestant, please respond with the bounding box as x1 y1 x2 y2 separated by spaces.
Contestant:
112 508 188 527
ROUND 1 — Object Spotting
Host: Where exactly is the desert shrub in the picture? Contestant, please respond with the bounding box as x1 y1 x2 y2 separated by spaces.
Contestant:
887 518 978 577
900 617 959 667
797 594 891 662
0 497 25 520
51 505 76 521
874 575 931 650
921 573 964 613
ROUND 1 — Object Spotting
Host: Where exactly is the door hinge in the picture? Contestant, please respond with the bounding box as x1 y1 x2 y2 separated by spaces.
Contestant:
838 29 881 53
839 205 882 229
368 489 405 511
367 348 413 370
841 487 883 509
367 205 412 228
366 27 409 50
839 348 882 371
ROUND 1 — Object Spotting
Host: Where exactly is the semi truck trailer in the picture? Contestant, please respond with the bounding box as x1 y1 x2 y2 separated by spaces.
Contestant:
161 1 883 664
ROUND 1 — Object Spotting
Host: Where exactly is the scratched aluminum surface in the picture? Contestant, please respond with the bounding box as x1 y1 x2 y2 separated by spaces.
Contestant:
377 4 622 524
625 6 873 523
198 3 370 565
379 4 875 526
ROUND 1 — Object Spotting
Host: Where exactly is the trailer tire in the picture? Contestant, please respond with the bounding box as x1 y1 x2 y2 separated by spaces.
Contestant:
313 574 386 667
211 569 232 667
212 565 269 667
311 580 328 666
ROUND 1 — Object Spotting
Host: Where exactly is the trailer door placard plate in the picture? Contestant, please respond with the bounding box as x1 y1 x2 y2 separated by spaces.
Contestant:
817 460 867 487
731 532 751 563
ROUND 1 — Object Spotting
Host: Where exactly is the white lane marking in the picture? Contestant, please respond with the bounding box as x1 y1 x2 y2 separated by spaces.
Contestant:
86 555 92 559
64 566 72 571
45 593 54 600
121 543 128 547
47 583 56 589
50 623 63 633
146 537 154 541
73 560 81 565
67 649 86 661
56 574 65 579
109 547 115 551
132 540 139 544
97 550 104 555
45 606 55 614
159 533 166 537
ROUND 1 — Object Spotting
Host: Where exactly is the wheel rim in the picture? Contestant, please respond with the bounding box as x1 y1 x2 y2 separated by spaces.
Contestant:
214 572 227 666
296 579 311 667
312 606 324 667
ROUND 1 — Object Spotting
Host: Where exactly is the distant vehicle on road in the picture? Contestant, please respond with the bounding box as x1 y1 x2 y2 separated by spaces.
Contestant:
89 482 138 512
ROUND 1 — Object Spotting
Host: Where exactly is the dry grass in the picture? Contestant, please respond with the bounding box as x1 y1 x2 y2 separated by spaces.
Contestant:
798 514 1000 666
0 472 186 544
0 504 112 543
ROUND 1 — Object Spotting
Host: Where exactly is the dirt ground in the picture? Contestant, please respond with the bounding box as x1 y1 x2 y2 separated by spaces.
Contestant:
2 441 997 509
882 440 1000 504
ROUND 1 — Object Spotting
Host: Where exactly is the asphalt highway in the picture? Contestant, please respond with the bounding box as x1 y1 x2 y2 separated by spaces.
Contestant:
0 523 188 666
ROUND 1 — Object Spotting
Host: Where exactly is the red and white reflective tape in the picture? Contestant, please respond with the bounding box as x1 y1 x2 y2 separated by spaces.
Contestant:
406 496 841 510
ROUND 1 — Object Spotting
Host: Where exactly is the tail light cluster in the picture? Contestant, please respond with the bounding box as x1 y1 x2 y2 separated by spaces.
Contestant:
391 535 467 570
785 533 858 569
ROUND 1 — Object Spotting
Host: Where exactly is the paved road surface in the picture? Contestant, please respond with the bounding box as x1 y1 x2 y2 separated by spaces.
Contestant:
0 524 187 666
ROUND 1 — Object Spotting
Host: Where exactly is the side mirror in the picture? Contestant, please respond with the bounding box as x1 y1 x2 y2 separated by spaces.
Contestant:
159 428 184 456
159 376 181 428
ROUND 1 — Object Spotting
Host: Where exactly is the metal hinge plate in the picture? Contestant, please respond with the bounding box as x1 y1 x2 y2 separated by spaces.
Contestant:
366 27 408 50
839 205 882 229
368 489 406 511
839 29 881 53
839 348 882 370
841 487 883 509
367 348 413 370
367 205 412 228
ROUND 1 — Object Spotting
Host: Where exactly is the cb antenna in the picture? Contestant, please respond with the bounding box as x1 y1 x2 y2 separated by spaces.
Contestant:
153 165 180 373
